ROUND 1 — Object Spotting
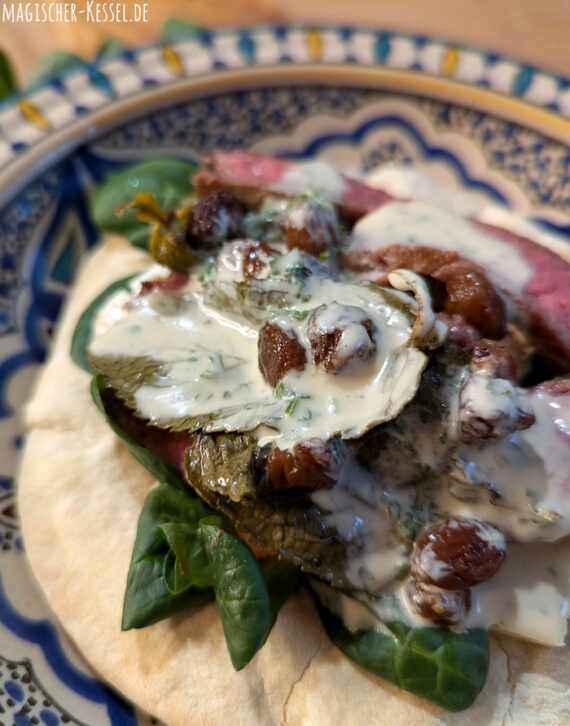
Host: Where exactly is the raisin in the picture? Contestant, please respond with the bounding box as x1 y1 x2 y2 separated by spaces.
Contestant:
458 406 535 443
411 517 505 590
268 439 342 491
433 262 506 339
458 372 535 444
258 322 307 387
472 339 518 381
406 577 471 626
240 240 279 279
284 198 341 256
190 189 244 250
307 303 377 373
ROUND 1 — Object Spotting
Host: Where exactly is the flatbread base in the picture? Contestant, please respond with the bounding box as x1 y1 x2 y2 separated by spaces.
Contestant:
18 236 570 725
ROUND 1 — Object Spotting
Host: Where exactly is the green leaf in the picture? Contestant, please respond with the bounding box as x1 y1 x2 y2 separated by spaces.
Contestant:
0 50 17 100
90 375 186 491
122 555 213 629
90 159 197 249
162 18 205 43
260 559 298 624
160 521 217 593
95 38 124 61
71 274 137 372
184 432 349 587
316 597 489 711
28 51 85 88
122 482 216 629
202 523 273 670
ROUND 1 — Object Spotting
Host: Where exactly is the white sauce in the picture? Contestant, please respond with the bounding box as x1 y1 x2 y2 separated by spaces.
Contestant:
312 452 408 593
350 200 532 293
438 385 570 543
273 160 346 199
366 164 570 266
365 164 483 217
466 541 570 645
90 254 429 448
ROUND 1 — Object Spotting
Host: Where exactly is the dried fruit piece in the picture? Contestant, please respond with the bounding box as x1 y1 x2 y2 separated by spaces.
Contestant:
258 322 307 387
267 439 343 491
406 577 471 626
307 302 377 372
433 262 506 339
284 198 341 256
458 373 535 444
471 339 518 381
411 518 505 590
191 189 244 249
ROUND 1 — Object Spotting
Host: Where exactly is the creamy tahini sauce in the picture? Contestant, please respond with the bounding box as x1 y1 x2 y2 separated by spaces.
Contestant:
312 452 409 592
466 541 570 645
365 164 483 217
365 164 570 269
434 384 570 543
90 253 428 448
350 200 532 292
272 159 346 199
313 540 570 646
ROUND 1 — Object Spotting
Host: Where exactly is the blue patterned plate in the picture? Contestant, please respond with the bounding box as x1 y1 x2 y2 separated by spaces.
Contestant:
1 25 569 725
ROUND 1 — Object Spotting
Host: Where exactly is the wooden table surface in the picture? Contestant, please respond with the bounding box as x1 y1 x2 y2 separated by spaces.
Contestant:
0 0 569 85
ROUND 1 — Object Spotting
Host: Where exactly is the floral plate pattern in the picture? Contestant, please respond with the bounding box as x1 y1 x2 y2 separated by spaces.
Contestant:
0 25 569 725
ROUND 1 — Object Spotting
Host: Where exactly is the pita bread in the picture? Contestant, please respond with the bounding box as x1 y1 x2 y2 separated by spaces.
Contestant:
18 235 570 725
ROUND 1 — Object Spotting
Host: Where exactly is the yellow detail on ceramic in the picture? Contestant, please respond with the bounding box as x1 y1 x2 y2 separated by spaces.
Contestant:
306 30 323 62
162 46 184 76
441 48 459 76
18 100 50 132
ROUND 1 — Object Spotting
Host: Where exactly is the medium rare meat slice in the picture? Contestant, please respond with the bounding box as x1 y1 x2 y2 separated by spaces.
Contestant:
194 150 394 222
473 222 570 371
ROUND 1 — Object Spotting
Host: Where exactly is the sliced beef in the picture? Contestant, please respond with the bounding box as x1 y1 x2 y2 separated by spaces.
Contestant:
138 270 189 296
474 222 570 371
373 243 460 276
194 151 394 223
534 377 570 396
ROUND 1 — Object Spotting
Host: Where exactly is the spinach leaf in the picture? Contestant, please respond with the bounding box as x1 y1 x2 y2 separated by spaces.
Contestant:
90 159 197 249
202 523 274 670
316 598 488 711
160 521 218 593
260 559 298 624
122 482 216 629
122 479 297 662
0 50 17 101
90 375 186 491
71 274 136 372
